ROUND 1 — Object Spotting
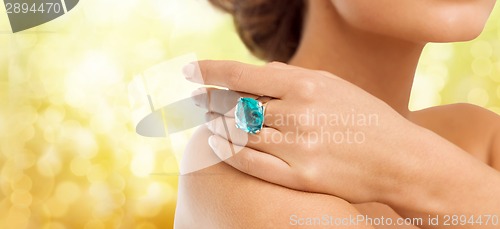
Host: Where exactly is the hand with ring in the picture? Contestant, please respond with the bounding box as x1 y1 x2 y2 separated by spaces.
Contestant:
185 59 421 203
184 60 500 219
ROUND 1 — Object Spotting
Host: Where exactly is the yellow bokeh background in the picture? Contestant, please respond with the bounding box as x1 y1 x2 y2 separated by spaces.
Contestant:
0 0 499 228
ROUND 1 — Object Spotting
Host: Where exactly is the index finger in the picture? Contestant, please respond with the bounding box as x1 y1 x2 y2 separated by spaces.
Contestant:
183 60 295 98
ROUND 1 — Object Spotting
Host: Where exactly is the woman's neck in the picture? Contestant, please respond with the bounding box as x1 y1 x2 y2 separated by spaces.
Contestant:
288 0 425 117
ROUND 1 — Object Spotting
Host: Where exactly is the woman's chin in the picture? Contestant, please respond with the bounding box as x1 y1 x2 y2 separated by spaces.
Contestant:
418 18 489 43
426 8 492 42
427 28 484 43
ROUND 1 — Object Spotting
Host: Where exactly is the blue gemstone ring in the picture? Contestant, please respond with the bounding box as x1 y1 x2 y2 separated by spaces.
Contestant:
235 97 269 134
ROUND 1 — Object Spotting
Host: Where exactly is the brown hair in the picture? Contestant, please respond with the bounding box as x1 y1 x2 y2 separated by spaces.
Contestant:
209 0 305 62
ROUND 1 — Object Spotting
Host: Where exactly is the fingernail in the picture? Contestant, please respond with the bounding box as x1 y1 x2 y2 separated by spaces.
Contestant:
191 88 205 106
183 63 197 81
208 135 217 149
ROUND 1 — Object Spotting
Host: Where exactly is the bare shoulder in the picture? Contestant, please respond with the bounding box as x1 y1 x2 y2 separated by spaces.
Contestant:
409 103 500 161
174 126 371 229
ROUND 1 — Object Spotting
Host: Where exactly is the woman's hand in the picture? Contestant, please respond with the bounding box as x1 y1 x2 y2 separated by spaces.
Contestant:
184 60 425 204
184 61 500 227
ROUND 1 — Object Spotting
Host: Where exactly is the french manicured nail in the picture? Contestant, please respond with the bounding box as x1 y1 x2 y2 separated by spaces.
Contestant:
209 135 232 161
208 135 217 149
183 63 201 82
191 88 205 106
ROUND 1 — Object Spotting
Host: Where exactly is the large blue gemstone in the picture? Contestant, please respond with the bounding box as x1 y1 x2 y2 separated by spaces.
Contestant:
235 97 264 134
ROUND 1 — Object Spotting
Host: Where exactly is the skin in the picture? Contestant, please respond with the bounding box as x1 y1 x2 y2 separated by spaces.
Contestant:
175 0 500 228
